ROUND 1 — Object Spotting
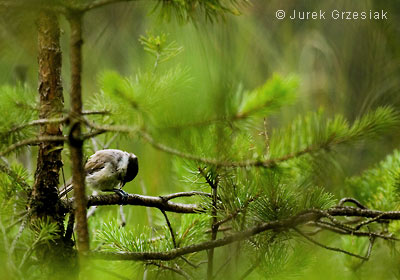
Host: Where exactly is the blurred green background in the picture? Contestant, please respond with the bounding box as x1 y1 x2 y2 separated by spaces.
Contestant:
1 0 400 279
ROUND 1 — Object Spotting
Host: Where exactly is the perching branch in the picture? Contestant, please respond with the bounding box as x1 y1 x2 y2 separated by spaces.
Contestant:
62 193 202 214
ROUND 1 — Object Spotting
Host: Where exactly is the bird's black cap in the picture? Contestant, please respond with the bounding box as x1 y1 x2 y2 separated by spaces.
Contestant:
123 156 138 184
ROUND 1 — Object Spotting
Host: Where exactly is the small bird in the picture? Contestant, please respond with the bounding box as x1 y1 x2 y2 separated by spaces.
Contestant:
59 149 138 199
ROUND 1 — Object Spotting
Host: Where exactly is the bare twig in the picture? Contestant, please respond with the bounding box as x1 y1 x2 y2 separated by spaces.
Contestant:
160 209 177 248
262 117 270 157
90 136 100 152
197 167 219 280
355 213 386 230
160 191 212 201
81 118 137 134
214 195 260 228
294 227 371 260
82 110 111 116
146 261 191 280
0 136 67 157
92 264 132 280
140 180 154 228
81 129 108 140
311 221 398 241
79 0 136 12
213 254 233 279
87 206 99 218
65 213 75 241
119 205 126 227
104 133 119 149
9 214 29 256
238 257 261 280
2 117 68 136
338 198 368 209
205 226 232 234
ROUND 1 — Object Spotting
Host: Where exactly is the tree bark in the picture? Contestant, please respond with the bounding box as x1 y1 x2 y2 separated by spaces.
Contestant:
31 11 64 223
31 10 77 278
68 10 90 253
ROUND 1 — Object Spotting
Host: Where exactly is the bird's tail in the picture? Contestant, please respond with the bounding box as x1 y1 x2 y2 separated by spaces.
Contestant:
59 180 73 198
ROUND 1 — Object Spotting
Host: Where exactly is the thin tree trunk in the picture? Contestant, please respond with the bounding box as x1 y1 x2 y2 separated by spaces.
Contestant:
32 11 64 223
31 11 77 277
68 11 89 253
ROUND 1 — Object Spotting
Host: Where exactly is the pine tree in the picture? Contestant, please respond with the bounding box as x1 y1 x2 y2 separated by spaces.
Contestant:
0 1 400 280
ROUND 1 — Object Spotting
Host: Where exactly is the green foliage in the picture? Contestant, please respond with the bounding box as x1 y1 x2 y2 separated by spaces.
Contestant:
249 175 335 224
139 32 184 69
96 221 173 252
175 214 210 247
237 74 298 119
255 241 313 280
269 106 400 159
1 2 400 278
30 217 60 245
0 85 37 151
91 65 192 128
0 163 30 201
153 0 247 22
346 150 400 210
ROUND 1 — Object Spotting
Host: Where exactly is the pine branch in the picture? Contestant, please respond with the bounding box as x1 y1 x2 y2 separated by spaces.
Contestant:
89 205 400 262
0 161 31 190
139 130 334 168
81 118 395 170
89 208 400 261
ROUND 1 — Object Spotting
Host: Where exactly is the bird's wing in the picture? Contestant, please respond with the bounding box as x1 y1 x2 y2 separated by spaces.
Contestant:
85 150 116 175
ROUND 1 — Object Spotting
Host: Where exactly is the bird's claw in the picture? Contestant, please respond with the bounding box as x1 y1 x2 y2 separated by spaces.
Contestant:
113 189 129 203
